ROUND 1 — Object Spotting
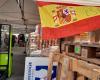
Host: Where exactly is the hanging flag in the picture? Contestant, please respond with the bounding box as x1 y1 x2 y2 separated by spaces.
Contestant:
37 1 100 40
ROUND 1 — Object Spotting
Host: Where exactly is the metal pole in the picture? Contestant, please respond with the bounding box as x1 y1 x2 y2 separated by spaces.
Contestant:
24 25 28 55
60 38 64 53
7 24 11 77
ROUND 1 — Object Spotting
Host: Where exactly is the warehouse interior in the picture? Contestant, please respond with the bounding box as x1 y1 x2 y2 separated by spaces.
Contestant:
0 0 100 80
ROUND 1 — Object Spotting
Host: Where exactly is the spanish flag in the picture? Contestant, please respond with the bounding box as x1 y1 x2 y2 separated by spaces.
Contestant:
37 1 100 40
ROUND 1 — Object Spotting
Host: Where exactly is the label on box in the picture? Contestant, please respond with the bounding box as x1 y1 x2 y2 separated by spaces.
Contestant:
24 57 57 80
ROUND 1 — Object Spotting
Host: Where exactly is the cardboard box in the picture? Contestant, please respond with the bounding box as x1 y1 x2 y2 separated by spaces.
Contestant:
74 32 96 43
81 46 96 58
65 44 74 53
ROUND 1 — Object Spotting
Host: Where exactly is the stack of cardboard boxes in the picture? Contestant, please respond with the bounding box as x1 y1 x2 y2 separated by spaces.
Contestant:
63 30 100 58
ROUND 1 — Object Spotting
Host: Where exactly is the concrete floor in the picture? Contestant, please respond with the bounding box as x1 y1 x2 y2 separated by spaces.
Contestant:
8 47 25 80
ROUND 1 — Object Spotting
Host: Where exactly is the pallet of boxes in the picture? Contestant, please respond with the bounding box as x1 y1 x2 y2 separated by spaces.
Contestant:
47 31 100 80
63 31 100 80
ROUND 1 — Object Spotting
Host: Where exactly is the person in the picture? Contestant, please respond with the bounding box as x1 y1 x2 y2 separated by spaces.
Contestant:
4 34 9 46
18 34 25 47
4 34 9 51
12 35 16 47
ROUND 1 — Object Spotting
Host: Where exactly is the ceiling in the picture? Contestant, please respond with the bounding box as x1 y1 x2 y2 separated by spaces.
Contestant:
37 0 100 6
12 24 36 33
0 0 40 25
0 0 40 33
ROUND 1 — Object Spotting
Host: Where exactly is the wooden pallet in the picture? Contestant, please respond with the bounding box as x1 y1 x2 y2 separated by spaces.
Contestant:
64 43 100 64
71 56 100 80
47 53 61 80
47 53 100 80
68 53 100 66
47 53 71 80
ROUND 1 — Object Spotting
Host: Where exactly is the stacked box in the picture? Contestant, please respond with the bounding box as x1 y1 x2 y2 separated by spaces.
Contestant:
81 46 96 58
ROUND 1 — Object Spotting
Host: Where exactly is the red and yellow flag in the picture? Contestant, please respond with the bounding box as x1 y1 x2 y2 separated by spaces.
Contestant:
37 1 100 40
